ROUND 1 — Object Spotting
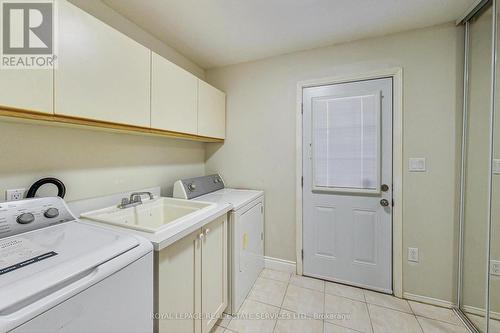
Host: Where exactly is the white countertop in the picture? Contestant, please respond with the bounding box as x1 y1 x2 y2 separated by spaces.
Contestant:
79 201 232 251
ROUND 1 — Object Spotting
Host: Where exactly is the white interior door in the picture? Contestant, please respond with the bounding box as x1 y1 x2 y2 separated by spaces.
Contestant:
302 78 393 293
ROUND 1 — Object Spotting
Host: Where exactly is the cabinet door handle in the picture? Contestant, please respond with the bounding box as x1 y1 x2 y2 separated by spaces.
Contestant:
204 228 210 236
198 233 205 240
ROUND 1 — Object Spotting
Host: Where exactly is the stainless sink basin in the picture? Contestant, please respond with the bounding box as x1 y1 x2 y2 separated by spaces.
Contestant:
81 197 215 233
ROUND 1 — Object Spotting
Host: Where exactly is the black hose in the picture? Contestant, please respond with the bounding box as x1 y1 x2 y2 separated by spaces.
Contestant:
26 178 66 198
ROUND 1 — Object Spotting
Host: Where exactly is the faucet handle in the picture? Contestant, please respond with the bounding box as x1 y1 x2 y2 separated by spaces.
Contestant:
130 194 143 204
118 197 130 208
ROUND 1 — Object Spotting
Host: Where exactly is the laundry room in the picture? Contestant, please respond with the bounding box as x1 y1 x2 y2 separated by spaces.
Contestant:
0 0 497 332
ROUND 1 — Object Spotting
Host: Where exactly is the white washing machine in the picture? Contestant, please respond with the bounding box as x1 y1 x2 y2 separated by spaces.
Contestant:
0 197 153 333
173 174 264 315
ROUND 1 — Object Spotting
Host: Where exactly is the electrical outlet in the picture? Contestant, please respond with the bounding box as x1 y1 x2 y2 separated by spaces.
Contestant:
5 188 25 201
408 247 419 263
491 260 500 276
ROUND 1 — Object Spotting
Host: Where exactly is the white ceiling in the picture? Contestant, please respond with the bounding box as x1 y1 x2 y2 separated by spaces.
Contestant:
103 0 474 69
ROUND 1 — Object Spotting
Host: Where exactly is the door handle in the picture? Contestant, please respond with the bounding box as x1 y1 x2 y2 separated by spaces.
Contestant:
380 199 390 207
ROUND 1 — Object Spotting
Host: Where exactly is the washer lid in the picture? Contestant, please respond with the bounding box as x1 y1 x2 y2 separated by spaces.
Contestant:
0 221 138 313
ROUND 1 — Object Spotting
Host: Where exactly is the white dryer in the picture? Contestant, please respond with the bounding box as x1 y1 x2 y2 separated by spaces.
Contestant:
173 175 264 315
0 197 153 333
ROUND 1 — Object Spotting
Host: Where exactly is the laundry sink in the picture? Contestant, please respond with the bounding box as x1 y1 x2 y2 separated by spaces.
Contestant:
80 197 215 233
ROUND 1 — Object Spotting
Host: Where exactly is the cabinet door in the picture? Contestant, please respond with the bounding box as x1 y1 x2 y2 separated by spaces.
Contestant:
157 230 202 333
151 52 198 134
201 216 228 333
0 70 53 114
55 0 150 127
198 80 226 139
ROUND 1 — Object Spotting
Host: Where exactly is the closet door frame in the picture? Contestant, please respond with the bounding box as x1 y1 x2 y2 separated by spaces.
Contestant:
457 1 497 332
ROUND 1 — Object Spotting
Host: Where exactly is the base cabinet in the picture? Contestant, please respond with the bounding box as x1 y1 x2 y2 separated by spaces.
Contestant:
155 215 227 333
201 217 228 333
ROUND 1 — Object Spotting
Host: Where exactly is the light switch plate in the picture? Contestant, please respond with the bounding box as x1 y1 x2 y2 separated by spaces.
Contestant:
491 260 500 276
493 159 500 174
409 158 426 172
408 247 419 263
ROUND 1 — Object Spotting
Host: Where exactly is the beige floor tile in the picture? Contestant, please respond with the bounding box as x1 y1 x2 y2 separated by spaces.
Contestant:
282 284 324 317
364 290 412 313
417 317 469 333
409 301 463 326
260 268 291 282
274 309 323 333
210 325 226 333
325 293 373 333
247 276 287 307
325 281 366 302
289 274 325 292
227 299 279 333
368 304 422 333
324 321 363 333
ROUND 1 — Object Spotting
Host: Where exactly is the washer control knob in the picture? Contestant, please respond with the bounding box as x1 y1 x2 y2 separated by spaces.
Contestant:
44 207 59 219
17 212 35 224
188 183 196 192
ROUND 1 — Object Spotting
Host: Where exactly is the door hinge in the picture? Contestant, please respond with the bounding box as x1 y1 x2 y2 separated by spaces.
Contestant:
261 232 264 241
301 176 303 188
261 205 264 214
392 199 395 207
301 103 304 114
301 249 304 260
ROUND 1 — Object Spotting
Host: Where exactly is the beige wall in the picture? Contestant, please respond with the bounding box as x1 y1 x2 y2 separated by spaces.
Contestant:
205 23 464 303
67 0 205 79
0 121 205 202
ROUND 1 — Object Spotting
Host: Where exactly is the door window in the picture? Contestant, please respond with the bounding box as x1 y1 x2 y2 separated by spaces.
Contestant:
312 91 381 193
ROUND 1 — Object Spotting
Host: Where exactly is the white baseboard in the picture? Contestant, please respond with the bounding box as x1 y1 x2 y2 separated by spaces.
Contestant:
402 292 455 309
264 256 297 273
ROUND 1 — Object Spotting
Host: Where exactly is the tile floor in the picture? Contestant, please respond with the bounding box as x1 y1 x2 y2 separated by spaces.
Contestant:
211 269 469 333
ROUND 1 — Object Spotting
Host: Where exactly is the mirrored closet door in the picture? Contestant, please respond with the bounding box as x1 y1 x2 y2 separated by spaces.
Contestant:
460 1 500 332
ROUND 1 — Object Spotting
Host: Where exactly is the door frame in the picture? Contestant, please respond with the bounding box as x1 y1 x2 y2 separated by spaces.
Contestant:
295 68 404 298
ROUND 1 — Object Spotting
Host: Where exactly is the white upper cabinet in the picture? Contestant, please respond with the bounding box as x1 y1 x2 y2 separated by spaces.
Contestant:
151 52 198 134
198 80 226 139
0 70 53 114
55 0 150 127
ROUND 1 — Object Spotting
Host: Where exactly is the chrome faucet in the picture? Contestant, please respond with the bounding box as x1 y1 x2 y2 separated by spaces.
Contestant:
118 192 154 209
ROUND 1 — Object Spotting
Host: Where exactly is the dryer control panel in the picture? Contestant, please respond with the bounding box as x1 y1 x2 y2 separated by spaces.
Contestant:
173 174 225 199
0 197 76 239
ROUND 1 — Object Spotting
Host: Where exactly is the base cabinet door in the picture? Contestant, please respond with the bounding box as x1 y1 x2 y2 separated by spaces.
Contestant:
156 230 201 333
201 216 228 333
156 217 228 333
